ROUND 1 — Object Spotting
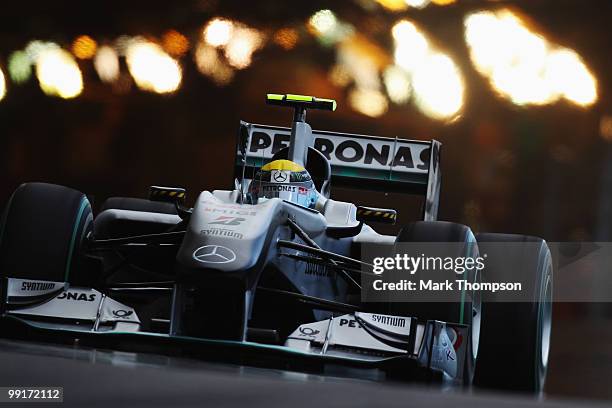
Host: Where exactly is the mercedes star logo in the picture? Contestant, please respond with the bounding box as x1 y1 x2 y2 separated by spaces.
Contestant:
272 170 288 183
193 245 237 264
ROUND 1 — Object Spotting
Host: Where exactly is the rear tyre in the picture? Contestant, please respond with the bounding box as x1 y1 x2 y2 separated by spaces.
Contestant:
0 183 93 284
473 233 552 394
392 221 481 385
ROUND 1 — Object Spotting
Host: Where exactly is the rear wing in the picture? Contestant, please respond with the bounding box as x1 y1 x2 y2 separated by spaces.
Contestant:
234 121 441 221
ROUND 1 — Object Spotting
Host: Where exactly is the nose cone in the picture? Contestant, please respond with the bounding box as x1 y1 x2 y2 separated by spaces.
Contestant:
176 191 282 275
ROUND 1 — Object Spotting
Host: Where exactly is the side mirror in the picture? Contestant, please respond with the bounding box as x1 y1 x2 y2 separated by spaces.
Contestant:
356 206 397 224
148 186 186 204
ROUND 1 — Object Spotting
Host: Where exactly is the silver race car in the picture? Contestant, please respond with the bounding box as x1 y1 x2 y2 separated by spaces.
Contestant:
0 94 553 393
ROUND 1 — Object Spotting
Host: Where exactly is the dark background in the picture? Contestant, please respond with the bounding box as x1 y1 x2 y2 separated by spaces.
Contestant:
0 0 611 402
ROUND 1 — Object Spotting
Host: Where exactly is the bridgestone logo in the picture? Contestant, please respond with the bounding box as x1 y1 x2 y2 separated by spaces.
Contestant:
21 281 55 291
371 314 406 327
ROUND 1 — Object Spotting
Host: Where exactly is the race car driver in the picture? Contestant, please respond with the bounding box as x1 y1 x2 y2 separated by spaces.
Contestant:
248 159 320 209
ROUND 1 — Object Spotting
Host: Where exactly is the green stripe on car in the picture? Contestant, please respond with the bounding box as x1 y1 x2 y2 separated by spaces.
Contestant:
64 197 89 282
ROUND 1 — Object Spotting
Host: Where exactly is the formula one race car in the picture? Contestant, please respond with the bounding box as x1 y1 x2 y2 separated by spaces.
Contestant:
0 94 552 393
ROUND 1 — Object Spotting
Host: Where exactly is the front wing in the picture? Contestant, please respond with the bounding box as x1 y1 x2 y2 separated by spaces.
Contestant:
1 278 469 385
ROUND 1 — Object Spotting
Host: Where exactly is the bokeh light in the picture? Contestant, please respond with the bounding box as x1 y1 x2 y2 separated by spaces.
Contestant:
348 88 388 117
94 45 120 83
7 51 32 84
126 40 182 93
308 9 352 45
412 53 464 120
25 41 58 61
464 9 597 107
375 0 454 10
204 18 234 47
1 6 594 119
200 18 264 71
114 35 132 56
335 34 390 117
405 0 430 9
0 67 6 101
72 35 97 59
390 19 464 120
545 49 597 106
337 36 387 92
329 64 352 87
224 27 264 69
374 0 408 12
162 30 190 57
273 28 298 50
600 115 612 142
383 65 411 104
309 9 338 36
194 43 234 85
392 20 429 73
35 47 83 99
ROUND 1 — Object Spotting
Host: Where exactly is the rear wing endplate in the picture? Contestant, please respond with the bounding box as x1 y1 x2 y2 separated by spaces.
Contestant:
235 121 441 221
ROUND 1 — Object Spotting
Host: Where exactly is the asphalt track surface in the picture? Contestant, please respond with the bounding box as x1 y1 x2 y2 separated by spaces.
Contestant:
0 339 607 408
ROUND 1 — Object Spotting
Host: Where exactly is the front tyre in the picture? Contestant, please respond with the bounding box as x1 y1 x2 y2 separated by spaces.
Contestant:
392 221 481 385
0 183 93 284
473 233 553 394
